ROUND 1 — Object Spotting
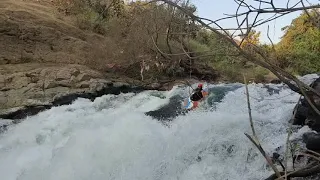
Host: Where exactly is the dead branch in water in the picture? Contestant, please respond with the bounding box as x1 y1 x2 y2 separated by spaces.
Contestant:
283 95 303 179
243 74 283 179
265 162 320 180
243 74 257 138
265 149 320 180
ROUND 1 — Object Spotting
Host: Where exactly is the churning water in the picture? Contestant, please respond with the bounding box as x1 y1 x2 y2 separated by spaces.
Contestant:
0 74 318 180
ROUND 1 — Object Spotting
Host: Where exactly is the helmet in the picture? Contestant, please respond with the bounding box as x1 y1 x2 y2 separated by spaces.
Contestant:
197 83 203 88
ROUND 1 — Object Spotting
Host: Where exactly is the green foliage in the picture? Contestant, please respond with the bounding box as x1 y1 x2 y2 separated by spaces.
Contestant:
240 30 261 48
276 10 320 75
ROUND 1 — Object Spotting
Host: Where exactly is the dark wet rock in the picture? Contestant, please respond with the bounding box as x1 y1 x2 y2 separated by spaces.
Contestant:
263 84 282 95
270 79 282 84
293 103 309 125
303 132 320 152
0 120 12 133
4 105 52 121
292 77 320 132
145 95 188 121
196 156 202 162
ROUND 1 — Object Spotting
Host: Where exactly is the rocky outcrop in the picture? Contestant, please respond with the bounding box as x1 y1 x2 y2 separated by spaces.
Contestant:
292 77 320 132
0 63 149 120
264 76 320 180
291 77 320 155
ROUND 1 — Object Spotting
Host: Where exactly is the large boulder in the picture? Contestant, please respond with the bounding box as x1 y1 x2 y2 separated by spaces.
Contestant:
303 132 320 152
292 77 320 132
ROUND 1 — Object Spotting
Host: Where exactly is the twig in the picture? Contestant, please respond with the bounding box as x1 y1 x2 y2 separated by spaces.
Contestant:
243 74 257 138
284 95 303 179
306 149 320 157
265 162 320 180
243 74 283 179
245 133 283 179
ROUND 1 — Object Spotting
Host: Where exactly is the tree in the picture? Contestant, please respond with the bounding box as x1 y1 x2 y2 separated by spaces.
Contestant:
276 10 320 74
239 29 261 48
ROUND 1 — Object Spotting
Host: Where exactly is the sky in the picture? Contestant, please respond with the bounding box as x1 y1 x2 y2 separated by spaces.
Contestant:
190 0 319 44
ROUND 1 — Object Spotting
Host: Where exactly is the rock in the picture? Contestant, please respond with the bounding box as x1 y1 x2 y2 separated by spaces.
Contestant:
26 71 39 83
70 75 77 83
112 82 130 88
270 79 281 84
44 80 57 89
0 63 156 121
0 64 96 112
0 92 7 105
292 77 320 132
89 79 110 92
0 75 5 87
13 76 30 89
57 80 72 87
45 87 71 96
292 103 308 125
303 132 320 152
40 69 50 77
0 120 12 133
56 68 72 80
77 73 91 81
76 81 90 88
71 69 80 76
145 95 188 121
263 84 281 95
150 83 161 89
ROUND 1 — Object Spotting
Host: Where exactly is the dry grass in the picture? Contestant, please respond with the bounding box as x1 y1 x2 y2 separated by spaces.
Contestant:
0 0 122 72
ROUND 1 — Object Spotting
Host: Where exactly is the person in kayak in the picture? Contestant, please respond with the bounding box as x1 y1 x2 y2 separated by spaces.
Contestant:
190 83 204 101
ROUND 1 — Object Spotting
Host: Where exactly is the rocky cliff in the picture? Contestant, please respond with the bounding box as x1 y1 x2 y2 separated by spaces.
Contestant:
0 0 147 118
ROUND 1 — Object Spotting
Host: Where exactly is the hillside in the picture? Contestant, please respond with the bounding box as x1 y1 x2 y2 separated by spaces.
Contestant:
1 0 122 65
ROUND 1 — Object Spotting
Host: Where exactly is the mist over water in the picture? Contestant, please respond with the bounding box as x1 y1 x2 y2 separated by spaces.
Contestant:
0 76 318 180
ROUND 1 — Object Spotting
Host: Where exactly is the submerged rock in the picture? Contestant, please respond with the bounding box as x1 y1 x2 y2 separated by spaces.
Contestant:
145 95 188 121
0 120 12 133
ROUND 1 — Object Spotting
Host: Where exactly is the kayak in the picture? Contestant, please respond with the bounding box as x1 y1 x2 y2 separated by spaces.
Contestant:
183 89 209 110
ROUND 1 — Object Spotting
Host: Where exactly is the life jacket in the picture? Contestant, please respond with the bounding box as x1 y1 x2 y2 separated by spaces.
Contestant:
190 90 203 101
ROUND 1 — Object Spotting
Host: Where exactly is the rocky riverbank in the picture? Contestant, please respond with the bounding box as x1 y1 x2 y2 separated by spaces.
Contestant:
292 76 320 155
265 75 320 180
0 63 190 121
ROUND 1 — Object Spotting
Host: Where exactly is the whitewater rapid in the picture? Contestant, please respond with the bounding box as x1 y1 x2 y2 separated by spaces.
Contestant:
0 75 318 180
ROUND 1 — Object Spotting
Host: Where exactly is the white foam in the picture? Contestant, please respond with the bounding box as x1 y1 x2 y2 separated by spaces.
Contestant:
0 81 306 180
